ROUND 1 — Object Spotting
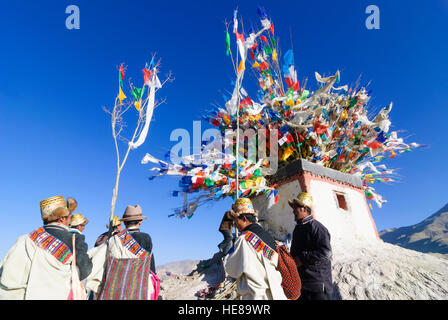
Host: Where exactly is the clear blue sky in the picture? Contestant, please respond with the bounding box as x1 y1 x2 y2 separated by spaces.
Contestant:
0 0 447 265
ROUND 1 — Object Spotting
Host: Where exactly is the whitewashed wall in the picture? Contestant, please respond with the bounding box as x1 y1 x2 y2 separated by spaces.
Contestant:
308 179 378 244
252 180 302 240
252 177 379 245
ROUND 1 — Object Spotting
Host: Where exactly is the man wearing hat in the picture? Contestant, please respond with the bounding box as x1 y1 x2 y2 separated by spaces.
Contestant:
119 204 156 273
224 198 287 300
0 196 92 299
94 216 122 247
85 205 159 299
288 192 333 300
217 210 235 255
70 213 89 234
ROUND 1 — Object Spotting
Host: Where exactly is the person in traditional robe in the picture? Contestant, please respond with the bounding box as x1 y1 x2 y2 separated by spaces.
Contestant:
94 216 122 247
224 198 287 300
218 210 235 255
288 192 333 300
86 205 159 300
0 195 92 300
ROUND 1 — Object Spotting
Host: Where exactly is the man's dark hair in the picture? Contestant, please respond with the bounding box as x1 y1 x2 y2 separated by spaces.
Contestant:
306 207 312 216
295 205 312 216
239 213 257 224
124 220 142 228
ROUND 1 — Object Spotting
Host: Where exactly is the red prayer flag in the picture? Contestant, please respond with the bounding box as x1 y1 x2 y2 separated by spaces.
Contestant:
270 24 274 36
249 49 255 60
293 81 300 92
236 32 245 42
196 177 205 185
120 64 125 81
286 133 294 144
260 35 268 43
259 62 269 71
240 96 253 108
142 68 152 86
284 77 294 88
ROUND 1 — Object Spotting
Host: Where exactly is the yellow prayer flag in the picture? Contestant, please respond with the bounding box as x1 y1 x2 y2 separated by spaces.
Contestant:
118 86 127 105
134 101 140 111
272 48 278 61
238 59 246 73
286 99 295 107
252 61 260 68
281 146 294 161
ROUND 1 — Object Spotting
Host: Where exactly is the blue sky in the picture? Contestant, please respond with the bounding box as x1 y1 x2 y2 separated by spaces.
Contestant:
0 0 447 265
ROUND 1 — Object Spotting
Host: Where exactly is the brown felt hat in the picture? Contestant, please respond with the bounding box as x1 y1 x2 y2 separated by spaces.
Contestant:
120 205 147 222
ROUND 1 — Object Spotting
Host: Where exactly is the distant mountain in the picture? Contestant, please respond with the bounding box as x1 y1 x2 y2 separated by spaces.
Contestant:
157 259 200 276
379 203 448 257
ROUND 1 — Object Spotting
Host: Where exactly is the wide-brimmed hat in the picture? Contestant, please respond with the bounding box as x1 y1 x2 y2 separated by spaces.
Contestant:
106 216 121 229
70 213 89 227
120 205 147 222
288 192 313 209
40 195 77 222
231 198 258 217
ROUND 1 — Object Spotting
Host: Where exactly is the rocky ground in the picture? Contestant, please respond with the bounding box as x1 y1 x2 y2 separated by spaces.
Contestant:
158 240 448 300
331 240 448 299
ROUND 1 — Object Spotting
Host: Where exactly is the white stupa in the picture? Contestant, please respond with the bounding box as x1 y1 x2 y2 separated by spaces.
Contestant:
252 159 379 246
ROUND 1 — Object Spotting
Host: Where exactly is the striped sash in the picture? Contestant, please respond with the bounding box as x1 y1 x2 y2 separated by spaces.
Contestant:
97 255 151 300
116 230 150 258
28 227 72 264
242 231 276 262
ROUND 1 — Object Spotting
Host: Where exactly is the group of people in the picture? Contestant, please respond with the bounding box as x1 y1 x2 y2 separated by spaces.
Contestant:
0 196 157 300
220 192 333 300
0 191 333 300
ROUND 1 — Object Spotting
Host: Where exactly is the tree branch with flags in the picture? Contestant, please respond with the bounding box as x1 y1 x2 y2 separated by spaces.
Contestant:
103 56 173 235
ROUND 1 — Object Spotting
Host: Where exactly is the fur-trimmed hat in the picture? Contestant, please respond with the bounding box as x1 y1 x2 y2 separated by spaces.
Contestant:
288 192 313 209
106 216 121 229
231 198 258 217
40 196 77 222
70 213 89 227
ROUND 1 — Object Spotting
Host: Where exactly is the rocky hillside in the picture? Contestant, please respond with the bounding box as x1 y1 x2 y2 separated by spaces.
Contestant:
331 240 448 299
157 259 200 281
380 203 448 258
158 240 448 300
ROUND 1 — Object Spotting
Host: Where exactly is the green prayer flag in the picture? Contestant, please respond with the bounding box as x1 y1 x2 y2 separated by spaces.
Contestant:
132 87 145 101
348 98 357 108
286 87 294 100
301 90 310 100
119 72 124 88
264 46 272 55
205 178 214 187
226 31 231 56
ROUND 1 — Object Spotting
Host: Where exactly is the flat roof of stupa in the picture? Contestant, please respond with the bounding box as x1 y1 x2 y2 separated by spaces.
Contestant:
267 159 364 188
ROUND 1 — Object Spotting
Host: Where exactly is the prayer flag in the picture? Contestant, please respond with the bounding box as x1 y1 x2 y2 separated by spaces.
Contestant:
226 30 231 56
237 59 245 73
119 64 125 88
143 68 152 86
118 86 126 105
272 48 278 61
